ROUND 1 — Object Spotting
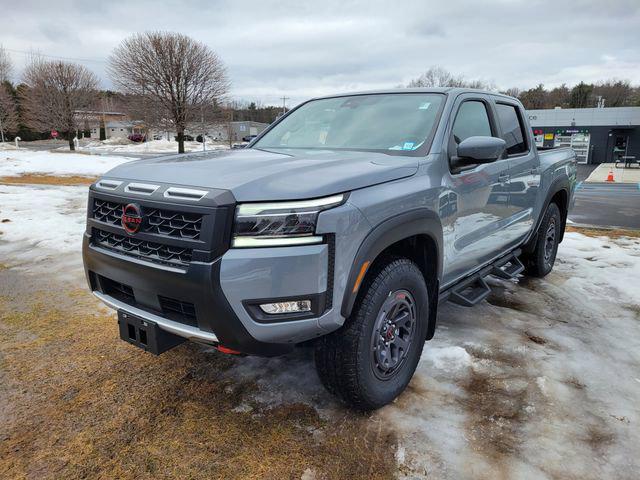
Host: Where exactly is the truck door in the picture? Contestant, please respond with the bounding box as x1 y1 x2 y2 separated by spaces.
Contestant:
441 95 513 287
493 101 540 245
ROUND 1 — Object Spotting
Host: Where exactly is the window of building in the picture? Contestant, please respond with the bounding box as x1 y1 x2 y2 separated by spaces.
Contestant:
496 103 527 155
452 101 492 144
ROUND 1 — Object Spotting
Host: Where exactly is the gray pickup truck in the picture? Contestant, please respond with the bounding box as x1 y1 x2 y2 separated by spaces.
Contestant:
83 88 576 409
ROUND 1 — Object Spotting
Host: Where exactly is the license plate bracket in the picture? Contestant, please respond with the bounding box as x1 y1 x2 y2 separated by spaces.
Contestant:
118 310 185 355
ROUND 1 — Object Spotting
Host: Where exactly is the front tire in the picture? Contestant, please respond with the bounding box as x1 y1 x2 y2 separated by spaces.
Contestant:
314 257 429 410
523 202 561 277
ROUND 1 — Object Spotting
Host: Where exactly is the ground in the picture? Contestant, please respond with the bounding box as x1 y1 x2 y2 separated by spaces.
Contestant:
1 149 639 479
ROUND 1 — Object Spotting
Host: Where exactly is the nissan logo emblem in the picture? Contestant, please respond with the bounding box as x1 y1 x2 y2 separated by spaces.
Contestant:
121 203 143 234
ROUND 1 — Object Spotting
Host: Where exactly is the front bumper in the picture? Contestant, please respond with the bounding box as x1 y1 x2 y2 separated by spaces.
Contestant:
83 233 337 356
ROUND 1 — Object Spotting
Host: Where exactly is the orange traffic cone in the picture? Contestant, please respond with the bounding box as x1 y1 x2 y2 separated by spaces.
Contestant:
606 169 615 182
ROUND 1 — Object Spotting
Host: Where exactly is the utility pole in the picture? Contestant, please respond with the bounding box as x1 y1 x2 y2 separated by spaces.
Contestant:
280 96 289 115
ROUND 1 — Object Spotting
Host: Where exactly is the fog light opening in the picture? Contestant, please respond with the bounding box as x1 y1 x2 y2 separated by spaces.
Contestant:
259 300 312 315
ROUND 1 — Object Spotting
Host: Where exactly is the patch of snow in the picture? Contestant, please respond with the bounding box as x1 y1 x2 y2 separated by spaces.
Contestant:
300 468 317 480
0 185 87 264
385 231 640 479
0 150 137 177
421 346 472 373
81 139 229 155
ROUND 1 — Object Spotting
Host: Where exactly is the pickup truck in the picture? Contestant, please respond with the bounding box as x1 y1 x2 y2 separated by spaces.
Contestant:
83 88 576 410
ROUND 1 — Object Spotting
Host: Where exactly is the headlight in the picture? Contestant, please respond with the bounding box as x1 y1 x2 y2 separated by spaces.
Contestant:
232 194 345 247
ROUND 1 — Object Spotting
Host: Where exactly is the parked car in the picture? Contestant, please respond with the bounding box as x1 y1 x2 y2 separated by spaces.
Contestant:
128 133 147 143
174 134 195 142
242 135 258 142
83 88 576 410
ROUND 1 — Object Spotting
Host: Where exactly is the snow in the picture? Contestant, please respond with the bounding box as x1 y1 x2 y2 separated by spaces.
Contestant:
0 150 137 177
383 232 640 479
81 139 228 154
0 185 87 264
0 142 19 151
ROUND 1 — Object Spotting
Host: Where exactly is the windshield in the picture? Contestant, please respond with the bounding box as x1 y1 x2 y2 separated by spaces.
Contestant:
253 93 444 154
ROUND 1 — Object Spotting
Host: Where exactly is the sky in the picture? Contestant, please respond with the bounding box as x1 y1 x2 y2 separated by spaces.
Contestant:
1 0 639 107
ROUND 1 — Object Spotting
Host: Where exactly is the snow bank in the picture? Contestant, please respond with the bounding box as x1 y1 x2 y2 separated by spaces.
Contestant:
0 185 87 262
0 150 137 177
385 231 640 479
0 143 19 151
82 139 228 154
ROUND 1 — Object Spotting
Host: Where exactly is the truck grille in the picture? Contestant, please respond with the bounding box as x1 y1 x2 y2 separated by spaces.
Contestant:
92 199 203 240
93 229 192 266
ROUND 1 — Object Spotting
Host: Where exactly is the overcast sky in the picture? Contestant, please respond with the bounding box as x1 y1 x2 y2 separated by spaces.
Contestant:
1 0 639 107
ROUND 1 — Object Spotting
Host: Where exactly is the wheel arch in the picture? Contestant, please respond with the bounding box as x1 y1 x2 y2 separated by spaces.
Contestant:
341 209 443 340
524 177 570 253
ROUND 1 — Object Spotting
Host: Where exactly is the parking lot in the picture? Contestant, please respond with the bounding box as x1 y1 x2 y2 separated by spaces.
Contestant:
1 149 640 479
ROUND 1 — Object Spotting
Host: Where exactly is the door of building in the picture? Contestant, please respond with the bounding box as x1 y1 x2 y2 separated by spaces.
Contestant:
606 133 629 163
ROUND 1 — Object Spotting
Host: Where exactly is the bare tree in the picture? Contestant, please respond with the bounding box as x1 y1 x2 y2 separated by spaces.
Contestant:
0 84 18 141
407 66 495 90
21 57 99 150
108 31 229 153
593 80 633 107
0 45 12 83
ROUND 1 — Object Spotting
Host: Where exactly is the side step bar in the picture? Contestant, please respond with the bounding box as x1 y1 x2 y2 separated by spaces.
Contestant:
439 249 523 307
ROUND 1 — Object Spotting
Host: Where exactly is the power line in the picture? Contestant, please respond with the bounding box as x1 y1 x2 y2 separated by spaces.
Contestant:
4 47 107 64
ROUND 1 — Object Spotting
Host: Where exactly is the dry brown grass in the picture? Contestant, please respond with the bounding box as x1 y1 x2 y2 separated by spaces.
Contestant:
0 174 96 186
0 280 396 480
566 225 640 239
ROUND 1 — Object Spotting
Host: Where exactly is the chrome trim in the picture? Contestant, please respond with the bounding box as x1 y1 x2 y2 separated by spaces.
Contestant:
163 187 208 201
93 291 219 345
124 182 160 195
96 179 122 190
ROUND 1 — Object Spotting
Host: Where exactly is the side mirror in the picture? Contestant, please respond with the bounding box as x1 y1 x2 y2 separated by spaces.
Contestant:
452 136 506 170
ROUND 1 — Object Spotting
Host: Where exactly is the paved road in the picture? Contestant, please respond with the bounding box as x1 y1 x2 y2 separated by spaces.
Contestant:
569 182 640 229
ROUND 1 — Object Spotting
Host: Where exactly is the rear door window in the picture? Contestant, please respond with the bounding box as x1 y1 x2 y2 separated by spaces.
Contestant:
451 101 492 144
496 103 528 155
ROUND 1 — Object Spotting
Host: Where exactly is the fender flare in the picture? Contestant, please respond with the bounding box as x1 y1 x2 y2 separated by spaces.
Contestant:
340 208 443 319
524 175 571 252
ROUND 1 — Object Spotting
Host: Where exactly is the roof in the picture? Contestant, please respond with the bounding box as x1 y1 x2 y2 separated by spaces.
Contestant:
309 87 515 101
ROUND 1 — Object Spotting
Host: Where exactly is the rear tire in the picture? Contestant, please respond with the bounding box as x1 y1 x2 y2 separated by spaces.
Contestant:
314 257 429 410
523 202 561 278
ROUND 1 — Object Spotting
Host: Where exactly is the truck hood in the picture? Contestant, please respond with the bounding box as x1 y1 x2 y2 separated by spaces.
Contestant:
103 147 418 201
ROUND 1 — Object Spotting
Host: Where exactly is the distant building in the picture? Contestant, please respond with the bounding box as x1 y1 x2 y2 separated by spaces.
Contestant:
229 121 270 142
527 107 640 164
89 121 147 140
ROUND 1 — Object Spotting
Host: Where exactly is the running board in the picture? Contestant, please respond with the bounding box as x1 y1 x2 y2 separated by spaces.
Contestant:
490 255 524 280
449 276 491 307
440 249 523 307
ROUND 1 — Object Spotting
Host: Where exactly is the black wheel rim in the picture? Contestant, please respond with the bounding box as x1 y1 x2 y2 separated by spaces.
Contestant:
370 290 417 380
543 218 557 268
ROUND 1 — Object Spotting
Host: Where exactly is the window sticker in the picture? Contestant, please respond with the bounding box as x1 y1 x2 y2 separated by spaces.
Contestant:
403 142 415 150
419 102 431 110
